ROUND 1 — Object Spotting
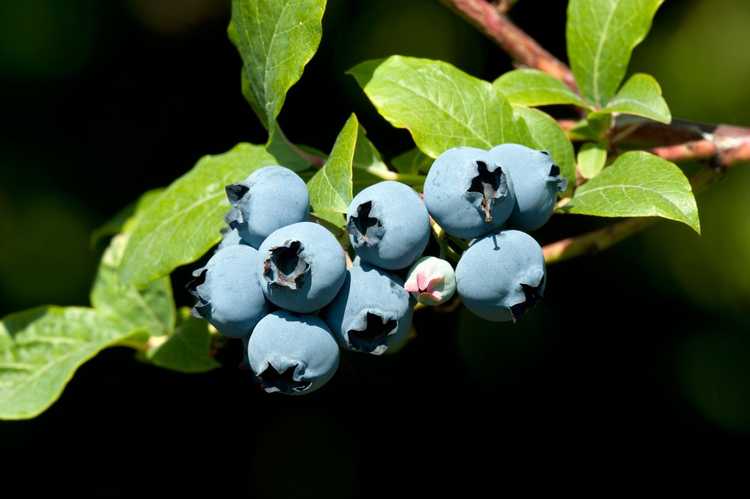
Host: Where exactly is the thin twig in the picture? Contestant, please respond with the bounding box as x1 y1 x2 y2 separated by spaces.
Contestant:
543 148 745 265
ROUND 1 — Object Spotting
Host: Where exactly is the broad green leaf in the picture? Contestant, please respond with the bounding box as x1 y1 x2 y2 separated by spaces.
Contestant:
0 307 138 419
311 209 348 229
599 73 671 123
147 310 219 374
567 0 664 107
120 144 277 286
514 106 576 191
566 151 700 233
307 115 358 227
577 142 608 179
230 0 326 127
392 148 432 175
349 56 526 158
92 233 175 338
353 125 389 176
568 113 613 141
239 65 267 127
90 189 164 247
494 69 590 109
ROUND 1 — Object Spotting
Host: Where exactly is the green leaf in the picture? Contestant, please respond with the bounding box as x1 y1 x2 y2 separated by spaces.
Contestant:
494 69 590 109
392 148 432 175
239 65 267 127
307 115 358 227
352 125 389 176
566 151 700 233
0 307 138 419
91 233 175 338
577 142 608 179
119 144 278 286
230 0 326 127
569 113 614 142
599 73 671 123
513 106 576 192
146 310 219 374
349 56 527 158
567 0 665 107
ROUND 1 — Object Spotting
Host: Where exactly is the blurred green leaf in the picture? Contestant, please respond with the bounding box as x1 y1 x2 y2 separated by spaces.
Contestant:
349 56 527 158
229 0 326 128
677 330 750 433
391 148 432 175
598 73 671 123
307 115 358 228
494 69 590 108
566 151 700 233
119 144 277 286
514 106 576 191
146 310 219 374
567 0 664 107
0 307 138 420
577 142 608 179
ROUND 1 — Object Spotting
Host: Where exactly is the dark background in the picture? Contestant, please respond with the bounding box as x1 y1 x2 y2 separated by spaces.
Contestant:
2 0 750 495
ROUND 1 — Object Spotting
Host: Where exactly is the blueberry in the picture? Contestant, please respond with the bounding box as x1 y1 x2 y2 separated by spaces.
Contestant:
488 143 567 231
188 244 269 338
248 311 340 395
455 230 545 322
404 256 456 306
324 258 414 355
258 221 347 313
346 181 430 270
225 165 310 248
423 147 516 239
217 226 251 250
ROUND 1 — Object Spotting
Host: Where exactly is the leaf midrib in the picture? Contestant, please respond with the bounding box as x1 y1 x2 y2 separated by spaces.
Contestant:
592 0 620 106
575 183 688 217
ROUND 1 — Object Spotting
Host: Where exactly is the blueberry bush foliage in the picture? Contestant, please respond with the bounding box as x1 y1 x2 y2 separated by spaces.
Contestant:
3 0 733 418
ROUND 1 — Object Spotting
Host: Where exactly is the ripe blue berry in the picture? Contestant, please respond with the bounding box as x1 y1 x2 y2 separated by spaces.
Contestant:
258 221 347 313
248 311 340 395
217 227 250 250
225 165 310 248
346 181 430 270
488 143 567 231
424 147 516 239
189 245 269 338
455 230 545 322
324 258 413 355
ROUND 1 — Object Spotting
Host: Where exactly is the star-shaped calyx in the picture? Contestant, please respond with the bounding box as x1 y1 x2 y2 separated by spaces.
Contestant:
467 160 509 223
347 312 397 354
257 364 311 394
263 240 310 290
347 201 385 247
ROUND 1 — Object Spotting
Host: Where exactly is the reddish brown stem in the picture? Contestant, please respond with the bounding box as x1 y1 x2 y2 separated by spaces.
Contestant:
439 0 577 91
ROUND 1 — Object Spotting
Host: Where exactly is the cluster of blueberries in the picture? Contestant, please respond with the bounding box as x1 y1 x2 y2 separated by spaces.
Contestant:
189 143 566 395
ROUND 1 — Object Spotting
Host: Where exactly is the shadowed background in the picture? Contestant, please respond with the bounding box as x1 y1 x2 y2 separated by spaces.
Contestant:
1 0 749 494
